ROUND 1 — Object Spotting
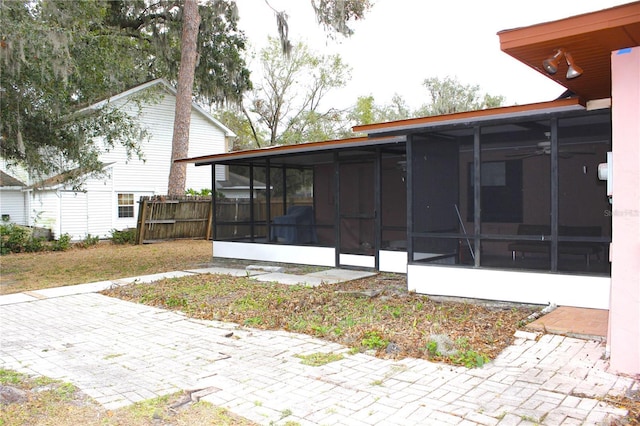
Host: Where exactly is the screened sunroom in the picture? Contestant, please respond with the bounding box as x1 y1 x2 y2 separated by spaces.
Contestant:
182 99 611 309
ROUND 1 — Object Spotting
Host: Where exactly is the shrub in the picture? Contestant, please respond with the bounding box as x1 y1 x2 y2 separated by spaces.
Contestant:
51 234 72 252
25 236 46 252
111 228 136 245
0 226 75 254
80 234 100 248
185 188 224 198
1 224 29 254
0 224 49 254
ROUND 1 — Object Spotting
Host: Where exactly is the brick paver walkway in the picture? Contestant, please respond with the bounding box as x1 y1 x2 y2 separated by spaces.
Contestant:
0 288 636 425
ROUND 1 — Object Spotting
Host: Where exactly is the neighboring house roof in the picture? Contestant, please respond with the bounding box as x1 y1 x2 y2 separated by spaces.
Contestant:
81 78 237 138
498 1 640 101
28 163 116 190
0 170 25 188
216 172 267 191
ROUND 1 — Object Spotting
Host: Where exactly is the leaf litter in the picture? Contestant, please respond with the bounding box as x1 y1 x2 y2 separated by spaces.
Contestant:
103 272 539 366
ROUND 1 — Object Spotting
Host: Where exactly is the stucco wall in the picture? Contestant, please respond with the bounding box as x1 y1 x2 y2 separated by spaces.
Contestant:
608 46 640 376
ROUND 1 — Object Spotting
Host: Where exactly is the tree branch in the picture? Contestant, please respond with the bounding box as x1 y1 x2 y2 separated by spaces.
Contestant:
241 104 262 148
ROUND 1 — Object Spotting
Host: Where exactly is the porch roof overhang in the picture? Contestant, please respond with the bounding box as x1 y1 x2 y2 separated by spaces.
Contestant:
353 98 586 136
497 1 640 103
176 135 407 166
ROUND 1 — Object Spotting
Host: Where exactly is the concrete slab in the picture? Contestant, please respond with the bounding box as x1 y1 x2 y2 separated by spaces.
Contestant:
0 292 40 305
184 267 266 277
252 272 333 286
246 265 284 273
27 281 117 299
114 271 196 284
305 269 377 282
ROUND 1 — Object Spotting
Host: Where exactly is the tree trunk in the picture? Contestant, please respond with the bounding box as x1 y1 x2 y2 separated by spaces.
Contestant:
167 0 200 196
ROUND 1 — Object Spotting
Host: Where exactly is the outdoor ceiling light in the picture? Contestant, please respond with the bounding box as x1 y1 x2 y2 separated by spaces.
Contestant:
543 49 564 75
564 51 583 79
542 49 583 79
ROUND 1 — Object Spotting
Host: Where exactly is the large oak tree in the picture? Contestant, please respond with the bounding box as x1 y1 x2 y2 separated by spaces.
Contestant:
0 0 250 186
1 0 371 192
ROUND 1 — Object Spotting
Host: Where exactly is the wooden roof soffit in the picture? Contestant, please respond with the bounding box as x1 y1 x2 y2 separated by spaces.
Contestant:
498 1 640 102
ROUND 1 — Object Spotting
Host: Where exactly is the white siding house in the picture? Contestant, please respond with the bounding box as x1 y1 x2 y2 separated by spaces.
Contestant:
0 79 235 240
0 171 27 225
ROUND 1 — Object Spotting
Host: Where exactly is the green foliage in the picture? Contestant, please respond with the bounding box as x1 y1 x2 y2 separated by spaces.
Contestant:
185 188 225 198
451 350 490 368
165 296 188 309
55 382 77 401
1 0 250 183
0 368 26 385
51 234 71 252
349 94 411 128
426 340 439 357
228 38 352 149
455 337 470 350
310 324 332 336
425 335 489 368
215 108 268 151
0 224 75 254
244 316 263 326
384 305 403 319
0 224 63 254
310 0 372 37
80 234 100 248
186 188 209 196
1 223 30 254
361 331 389 350
110 228 136 245
349 77 505 131
24 236 46 253
417 76 505 116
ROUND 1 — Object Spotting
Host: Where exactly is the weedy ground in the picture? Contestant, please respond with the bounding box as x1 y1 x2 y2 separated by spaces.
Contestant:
0 369 256 426
103 272 537 367
2 240 638 424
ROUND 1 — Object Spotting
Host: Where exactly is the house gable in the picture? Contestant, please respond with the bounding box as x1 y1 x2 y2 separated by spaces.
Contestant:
7 79 232 239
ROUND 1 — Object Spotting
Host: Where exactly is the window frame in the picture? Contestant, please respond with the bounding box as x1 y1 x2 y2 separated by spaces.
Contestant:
117 193 135 219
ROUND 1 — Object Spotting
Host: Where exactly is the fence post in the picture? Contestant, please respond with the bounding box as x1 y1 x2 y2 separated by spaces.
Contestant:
136 198 148 244
205 201 213 240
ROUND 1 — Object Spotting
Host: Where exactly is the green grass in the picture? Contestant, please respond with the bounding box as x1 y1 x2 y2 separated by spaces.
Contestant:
295 352 344 366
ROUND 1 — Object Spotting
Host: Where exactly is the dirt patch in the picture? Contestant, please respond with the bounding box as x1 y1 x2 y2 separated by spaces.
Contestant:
0 369 256 426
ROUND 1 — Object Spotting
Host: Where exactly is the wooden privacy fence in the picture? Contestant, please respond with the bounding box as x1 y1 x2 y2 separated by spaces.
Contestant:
136 196 313 244
136 196 212 244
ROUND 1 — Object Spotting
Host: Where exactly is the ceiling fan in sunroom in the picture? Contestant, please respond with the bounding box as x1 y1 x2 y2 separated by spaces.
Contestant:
506 141 597 159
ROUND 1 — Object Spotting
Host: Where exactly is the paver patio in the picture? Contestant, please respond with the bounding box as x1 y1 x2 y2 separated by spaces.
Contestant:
0 271 637 425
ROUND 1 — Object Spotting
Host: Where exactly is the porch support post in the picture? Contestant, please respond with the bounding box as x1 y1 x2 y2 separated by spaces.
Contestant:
266 159 271 242
406 135 413 263
249 164 254 242
608 46 640 376
473 126 481 267
334 152 340 267
282 166 287 214
374 148 381 270
211 164 217 240
550 118 559 272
